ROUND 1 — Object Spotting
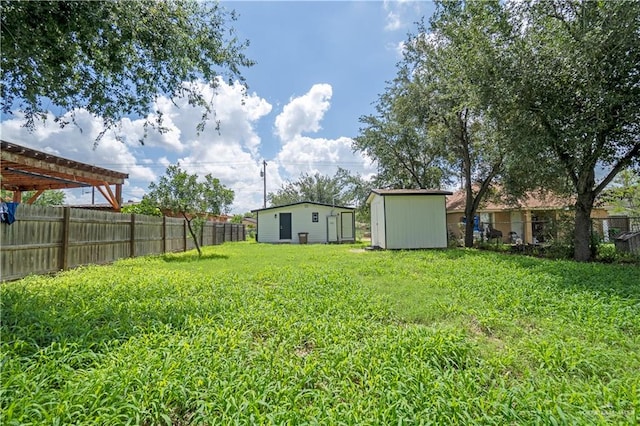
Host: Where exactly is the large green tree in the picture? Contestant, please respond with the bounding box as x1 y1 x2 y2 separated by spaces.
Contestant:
1 0 253 140
354 73 451 190
355 1 510 247
144 165 234 256
269 172 342 207
503 0 640 261
424 1 512 248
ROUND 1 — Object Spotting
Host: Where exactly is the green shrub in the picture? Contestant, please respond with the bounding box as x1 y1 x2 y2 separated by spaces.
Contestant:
596 243 640 264
597 243 618 263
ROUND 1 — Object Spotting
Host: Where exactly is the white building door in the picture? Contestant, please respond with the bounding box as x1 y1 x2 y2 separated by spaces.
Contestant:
371 204 380 247
341 212 354 241
327 216 338 242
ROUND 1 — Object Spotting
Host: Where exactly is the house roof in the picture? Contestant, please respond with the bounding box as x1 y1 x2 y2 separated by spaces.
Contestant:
251 201 355 213
445 188 574 212
367 188 452 204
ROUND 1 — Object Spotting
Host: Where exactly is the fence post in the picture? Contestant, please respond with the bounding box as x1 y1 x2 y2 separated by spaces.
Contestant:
184 219 188 252
162 216 167 253
130 213 136 258
60 206 71 271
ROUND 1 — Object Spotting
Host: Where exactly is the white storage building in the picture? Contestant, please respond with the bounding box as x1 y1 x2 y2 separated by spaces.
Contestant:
252 201 356 244
367 189 452 249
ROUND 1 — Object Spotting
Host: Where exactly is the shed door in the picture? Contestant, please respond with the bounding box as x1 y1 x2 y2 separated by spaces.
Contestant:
371 203 379 247
327 216 338 242
279 213 292 240
341 212 354 240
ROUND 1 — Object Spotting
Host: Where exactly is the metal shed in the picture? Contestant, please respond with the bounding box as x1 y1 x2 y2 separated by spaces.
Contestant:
367 189 452 249
251 201 355 244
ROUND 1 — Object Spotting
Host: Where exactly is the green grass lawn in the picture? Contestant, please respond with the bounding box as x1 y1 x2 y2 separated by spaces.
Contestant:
2 242 639 424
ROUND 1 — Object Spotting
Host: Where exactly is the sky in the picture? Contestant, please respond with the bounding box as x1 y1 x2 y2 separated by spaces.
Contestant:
0 1 436 214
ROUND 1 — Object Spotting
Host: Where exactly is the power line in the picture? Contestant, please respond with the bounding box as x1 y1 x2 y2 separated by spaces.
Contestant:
85 160 370 168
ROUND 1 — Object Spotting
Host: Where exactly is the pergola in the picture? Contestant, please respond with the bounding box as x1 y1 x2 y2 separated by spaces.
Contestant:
1 140 129 211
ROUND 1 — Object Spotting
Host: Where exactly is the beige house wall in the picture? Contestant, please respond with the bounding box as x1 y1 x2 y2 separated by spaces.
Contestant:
446 212 465 239
493 211 511 240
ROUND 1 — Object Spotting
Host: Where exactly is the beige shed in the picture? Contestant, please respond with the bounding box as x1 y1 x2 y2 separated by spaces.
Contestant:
367 189 452 249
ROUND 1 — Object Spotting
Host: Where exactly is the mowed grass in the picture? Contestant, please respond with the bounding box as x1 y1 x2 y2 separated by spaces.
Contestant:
1 242 639 425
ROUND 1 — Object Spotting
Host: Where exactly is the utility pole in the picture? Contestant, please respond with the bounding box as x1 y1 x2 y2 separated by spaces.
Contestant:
261 160 267 208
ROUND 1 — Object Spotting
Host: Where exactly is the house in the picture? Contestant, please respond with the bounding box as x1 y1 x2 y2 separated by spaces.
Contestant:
251 201 356 244
241 217 257 227
446 189 609 244
367 189 452 249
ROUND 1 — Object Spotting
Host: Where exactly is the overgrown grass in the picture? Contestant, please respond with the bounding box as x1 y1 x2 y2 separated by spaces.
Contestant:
2 243 639 424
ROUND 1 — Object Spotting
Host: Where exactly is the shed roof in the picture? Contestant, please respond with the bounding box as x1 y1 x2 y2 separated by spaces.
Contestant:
366 188 452 204
251 201 355 213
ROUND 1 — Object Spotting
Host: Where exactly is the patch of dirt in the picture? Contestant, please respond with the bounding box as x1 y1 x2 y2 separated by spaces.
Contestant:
294 340 315 357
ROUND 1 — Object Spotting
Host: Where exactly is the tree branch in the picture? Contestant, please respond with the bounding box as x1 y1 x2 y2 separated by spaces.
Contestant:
595 143 640 196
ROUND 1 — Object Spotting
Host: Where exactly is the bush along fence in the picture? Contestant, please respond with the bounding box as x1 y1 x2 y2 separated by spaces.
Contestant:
0 204 245 281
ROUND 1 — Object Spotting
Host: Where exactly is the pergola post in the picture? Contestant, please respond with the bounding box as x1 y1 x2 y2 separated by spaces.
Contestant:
116 183 123 210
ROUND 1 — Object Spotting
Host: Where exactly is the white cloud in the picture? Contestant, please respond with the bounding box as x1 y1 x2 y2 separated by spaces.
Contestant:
2 79 378 214
385 11 402 31
1 109 156 183
271 84 376 188
274 84 332 141
383 0 423 32
275 135 372 177
157 80 273 213
1 79 273 214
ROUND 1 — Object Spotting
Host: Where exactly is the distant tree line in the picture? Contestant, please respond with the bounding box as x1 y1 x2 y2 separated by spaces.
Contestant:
268 168 371 223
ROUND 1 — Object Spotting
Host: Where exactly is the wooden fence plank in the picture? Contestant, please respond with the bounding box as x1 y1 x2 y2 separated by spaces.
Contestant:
61 206 70 271
130 213 136 258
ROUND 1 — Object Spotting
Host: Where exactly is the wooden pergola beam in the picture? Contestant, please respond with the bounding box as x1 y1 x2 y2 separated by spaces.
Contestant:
1 140 129 211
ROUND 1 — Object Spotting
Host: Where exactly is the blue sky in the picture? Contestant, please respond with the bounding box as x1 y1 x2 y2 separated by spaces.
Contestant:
1 1 435 214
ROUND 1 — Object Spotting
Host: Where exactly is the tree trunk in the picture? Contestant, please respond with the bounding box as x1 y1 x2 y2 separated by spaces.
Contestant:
464 203 476 248
464 213 475 247
183 213 202 256
573 193 594 262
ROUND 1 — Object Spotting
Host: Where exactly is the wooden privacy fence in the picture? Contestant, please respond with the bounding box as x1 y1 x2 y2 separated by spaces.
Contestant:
0 204 245 281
